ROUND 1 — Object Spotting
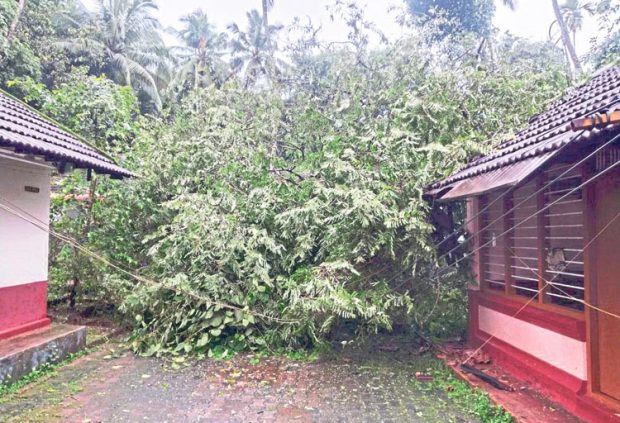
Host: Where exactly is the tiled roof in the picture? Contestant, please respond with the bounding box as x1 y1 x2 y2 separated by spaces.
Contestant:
0 91 133 178
429 66 620 192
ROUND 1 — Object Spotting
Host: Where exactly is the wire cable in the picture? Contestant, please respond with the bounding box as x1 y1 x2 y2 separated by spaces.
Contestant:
431 96 620 255
431 128 586 252
462 209 620 365
509 210 620 321
0 198 299 325
2 131 619 328
361 135 620 296
447 148 620 272
437 130 620 265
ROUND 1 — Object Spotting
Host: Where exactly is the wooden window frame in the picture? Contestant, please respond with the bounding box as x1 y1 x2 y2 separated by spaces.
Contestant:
476 172 585 320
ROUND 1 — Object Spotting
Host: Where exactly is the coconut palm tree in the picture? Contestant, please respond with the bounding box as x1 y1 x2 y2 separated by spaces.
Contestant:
169 9 228 90
551 0 583 73
501 0 518 10
559 0 595 50
227 9 284 87
262 0 274 33
57 0 169 109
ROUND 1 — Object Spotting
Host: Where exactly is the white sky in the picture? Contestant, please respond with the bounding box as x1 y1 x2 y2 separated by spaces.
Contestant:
83 0 600 56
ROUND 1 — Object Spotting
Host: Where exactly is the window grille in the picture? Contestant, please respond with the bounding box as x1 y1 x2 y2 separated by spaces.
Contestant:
595 143 620 172
480 194 506 292
477 162 587 313
509 180 540 299
542 163 584 311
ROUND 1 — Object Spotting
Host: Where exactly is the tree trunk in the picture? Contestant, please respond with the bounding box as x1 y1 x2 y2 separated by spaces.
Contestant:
7 0 27 41
562 44 574 80
194 61 199 90
262 0 269 35
69 176 98 310
486 37 496 64
551 0 582 74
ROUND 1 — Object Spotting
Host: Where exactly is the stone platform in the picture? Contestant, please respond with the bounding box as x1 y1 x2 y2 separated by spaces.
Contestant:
0 323 86 385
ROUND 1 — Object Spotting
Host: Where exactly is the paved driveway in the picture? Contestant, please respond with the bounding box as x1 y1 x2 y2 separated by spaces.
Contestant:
0 337 480 423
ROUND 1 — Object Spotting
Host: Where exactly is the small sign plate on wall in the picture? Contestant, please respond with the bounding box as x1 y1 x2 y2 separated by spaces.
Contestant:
24 186 40 193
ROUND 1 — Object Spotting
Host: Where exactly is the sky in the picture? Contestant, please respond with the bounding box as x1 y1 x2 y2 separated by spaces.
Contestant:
83 0 600 56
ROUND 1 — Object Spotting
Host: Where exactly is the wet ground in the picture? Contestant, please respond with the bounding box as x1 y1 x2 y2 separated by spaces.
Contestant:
0 335 481 423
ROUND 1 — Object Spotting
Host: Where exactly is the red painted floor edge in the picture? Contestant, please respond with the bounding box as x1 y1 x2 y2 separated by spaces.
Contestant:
0 317 52 341
468 290 620 422
443 356 583 423
478 337 620 422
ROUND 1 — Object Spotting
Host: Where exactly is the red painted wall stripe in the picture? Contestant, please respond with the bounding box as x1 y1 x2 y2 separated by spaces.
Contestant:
0 281 50 340
468 289 620 422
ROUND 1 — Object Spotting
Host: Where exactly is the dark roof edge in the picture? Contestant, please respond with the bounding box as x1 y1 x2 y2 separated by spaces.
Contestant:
0 88 117 164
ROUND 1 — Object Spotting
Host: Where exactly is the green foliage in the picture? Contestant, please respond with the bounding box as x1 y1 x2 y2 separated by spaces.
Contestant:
0 0 106 91
55 0 170 109
589 0 620 67
406 0 496 39
592 31 620 66
7 69 141 307
435 370 514 423
0 0 56 86
411 357 514 423
78 29 566 355
168 9 228 94
1 0 572 357
227 9 285 87
10 68 140 150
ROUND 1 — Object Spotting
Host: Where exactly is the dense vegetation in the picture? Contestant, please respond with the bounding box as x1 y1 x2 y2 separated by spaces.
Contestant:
1 0 617 356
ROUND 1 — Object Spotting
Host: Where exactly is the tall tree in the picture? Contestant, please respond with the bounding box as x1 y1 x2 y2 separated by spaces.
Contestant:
228 9 284 87
551 0 583 73
170 9 227 90
589 0 620 67
405 0 496 40
261 0 274 32
559 0 594 50
57 0 169 109
479 0 518 63
6 0 27 41
0 0 64 88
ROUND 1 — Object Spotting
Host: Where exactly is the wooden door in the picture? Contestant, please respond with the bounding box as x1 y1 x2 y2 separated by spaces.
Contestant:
593 167 620 401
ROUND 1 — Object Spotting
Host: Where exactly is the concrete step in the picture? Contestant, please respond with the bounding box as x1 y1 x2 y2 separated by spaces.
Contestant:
0 323 86 385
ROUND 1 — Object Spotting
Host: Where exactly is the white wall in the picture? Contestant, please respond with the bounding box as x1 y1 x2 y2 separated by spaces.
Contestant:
478 306 587 380
0 156 52 288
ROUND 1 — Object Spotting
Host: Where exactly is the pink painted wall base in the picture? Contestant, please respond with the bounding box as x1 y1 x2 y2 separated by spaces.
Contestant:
468 290 620 423
0 281 50 341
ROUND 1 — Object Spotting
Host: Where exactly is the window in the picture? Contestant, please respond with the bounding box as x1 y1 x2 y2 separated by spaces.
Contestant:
480 194 507 292
510 180 540 299
595 143 620 172
542 163 584 311
477 161 587 313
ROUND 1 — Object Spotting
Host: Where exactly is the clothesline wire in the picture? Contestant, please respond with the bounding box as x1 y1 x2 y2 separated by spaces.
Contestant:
1 130 619 331
432 100 619 256
431 127 586 251
436 130 620 265
0 196 298 324
443 149 620 273
369 136 620 295
461 209 620 366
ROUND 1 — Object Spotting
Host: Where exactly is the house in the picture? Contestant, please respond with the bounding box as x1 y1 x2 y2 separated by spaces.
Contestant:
427 66 620 422
0 91 132 383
